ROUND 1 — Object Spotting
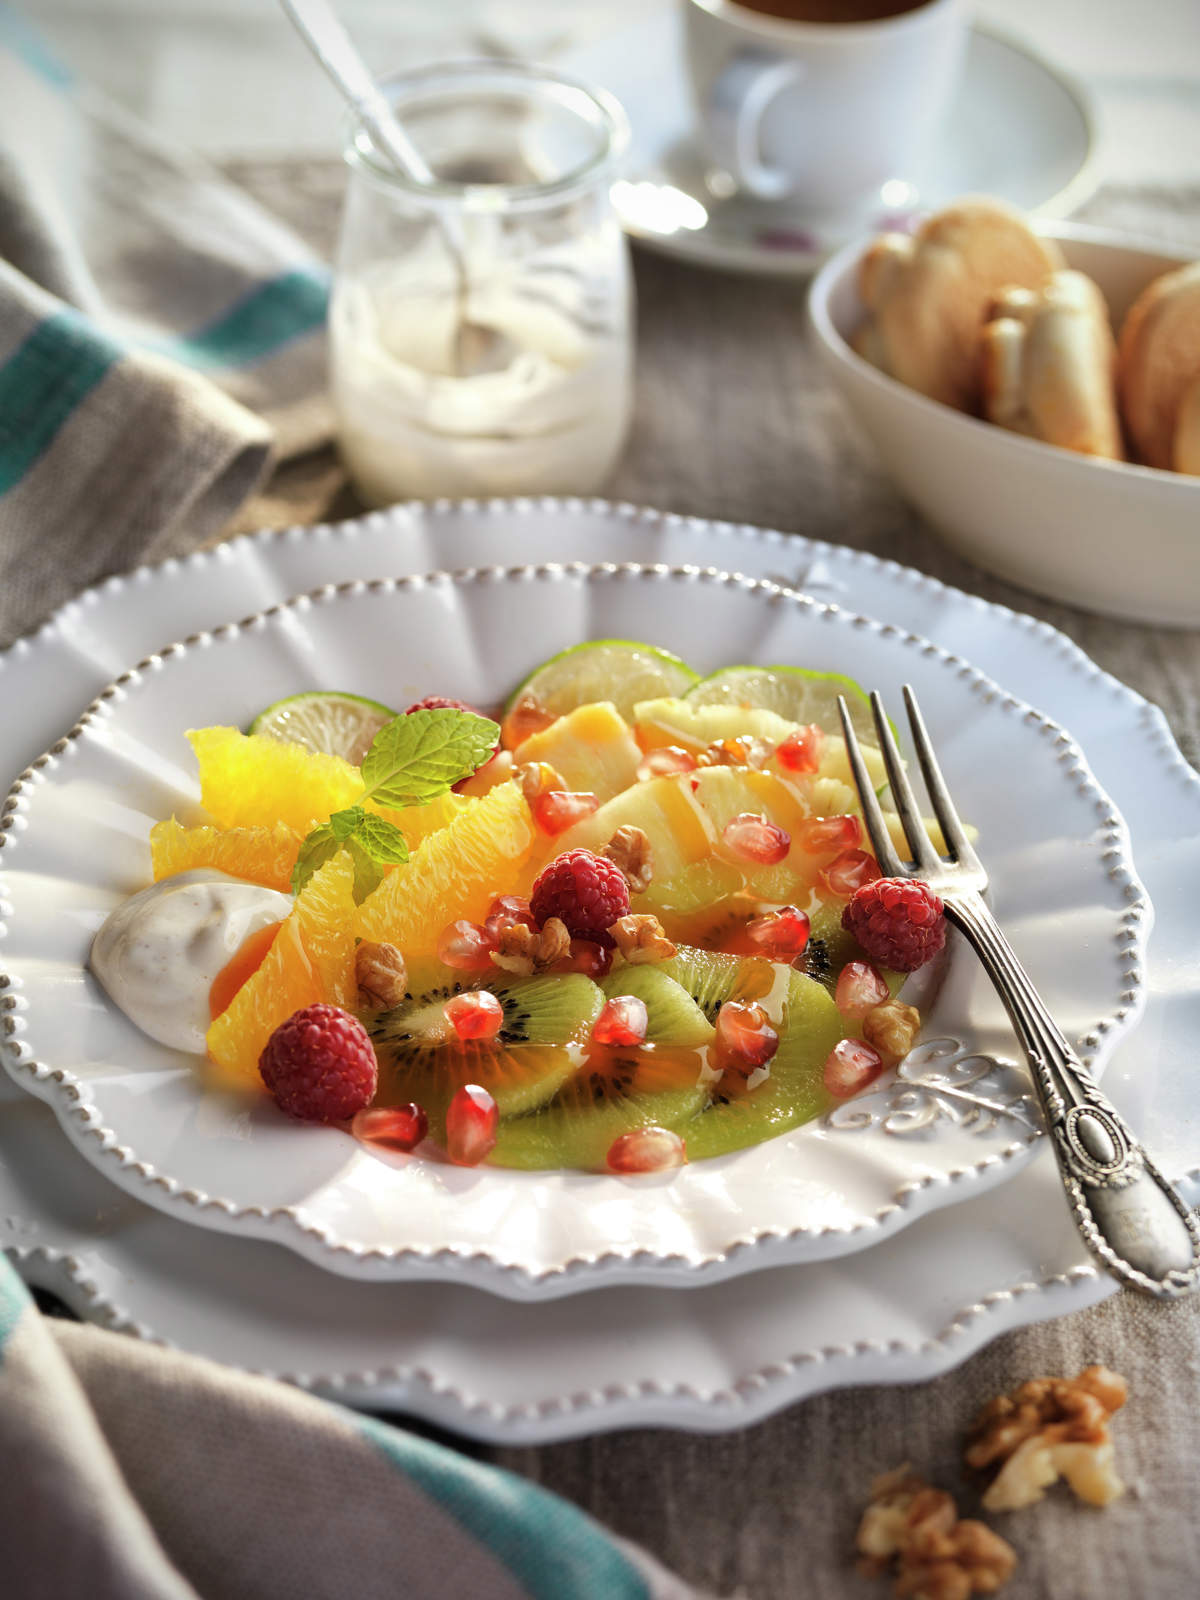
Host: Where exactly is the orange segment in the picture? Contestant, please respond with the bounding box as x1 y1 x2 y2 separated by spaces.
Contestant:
355 783 534 960
150 818 302 893
187 727 364 835
205 850 357 1086
208 921 282 1020
372 789 474 851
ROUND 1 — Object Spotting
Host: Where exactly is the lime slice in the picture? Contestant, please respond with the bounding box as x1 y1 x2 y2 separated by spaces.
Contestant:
506 640 699 722
248 691 396 765
685 665 876 740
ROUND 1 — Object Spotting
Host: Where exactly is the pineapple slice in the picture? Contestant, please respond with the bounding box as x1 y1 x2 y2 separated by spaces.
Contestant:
513 702 642 801
633 698 796 754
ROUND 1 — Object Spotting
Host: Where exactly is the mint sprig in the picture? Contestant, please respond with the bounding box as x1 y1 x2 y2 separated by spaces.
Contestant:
290 708 499 897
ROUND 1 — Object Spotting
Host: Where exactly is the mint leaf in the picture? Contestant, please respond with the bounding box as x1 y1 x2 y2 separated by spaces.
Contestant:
357 812 412 865
291 707 487 900
291 807 410 900
329 805 366 840
346 837 386 902
291 823 342 895
361 708 498 809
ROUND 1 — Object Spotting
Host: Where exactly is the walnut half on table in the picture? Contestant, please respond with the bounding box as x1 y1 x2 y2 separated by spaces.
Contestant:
965 1364 1128 1513
857 1466 1017 1600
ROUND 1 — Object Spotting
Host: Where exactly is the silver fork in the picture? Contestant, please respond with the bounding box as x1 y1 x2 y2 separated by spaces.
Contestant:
838 685 1200 1300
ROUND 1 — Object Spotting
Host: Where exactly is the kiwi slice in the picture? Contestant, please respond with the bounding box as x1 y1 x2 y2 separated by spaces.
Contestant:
489 1046 709 1172
600 965 716 1048
682 971 847 1161
802 905 904 1000
656 946 787 1023
369 971 603 1127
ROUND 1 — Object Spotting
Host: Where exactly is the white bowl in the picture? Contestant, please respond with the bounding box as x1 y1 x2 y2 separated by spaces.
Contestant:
808 222 1200 627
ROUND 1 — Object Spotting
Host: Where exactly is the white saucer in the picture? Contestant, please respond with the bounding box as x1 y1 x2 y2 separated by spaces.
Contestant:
2 502 1197 1442
560 16 1098 276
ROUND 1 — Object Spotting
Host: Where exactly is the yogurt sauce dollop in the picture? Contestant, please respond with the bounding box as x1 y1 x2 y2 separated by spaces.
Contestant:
89 870 293 1053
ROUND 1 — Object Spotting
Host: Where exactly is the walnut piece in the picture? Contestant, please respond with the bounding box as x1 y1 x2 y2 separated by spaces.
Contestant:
514 761 565 802
601 825 654 894
355 941 408 1010
490 917 571 976
864 998 921 1062
965 1365 1128 1511
610 913 677 965
858 1466 1017 1599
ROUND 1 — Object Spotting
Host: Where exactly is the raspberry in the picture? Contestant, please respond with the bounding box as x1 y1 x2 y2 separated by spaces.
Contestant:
259 1003 378 1122
842 878 946 972
404 695 481 715
529 848 630 944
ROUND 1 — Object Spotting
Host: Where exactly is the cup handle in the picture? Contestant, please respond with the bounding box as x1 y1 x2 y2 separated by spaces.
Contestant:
707 54 806 200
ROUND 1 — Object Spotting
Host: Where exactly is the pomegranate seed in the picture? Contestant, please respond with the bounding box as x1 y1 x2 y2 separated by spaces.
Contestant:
714 1000 779 1075
352 1103 428 1152
557 938 613 978
636 745 698 780
721 812 791 866
776 725 824 774
437 919 498 972
485 894 536 937
744 905 811 961
501 693 555 749
592 995 649 1048
823 1038 885 1098
531 790 600 835
797 814 862 854
835 960 890 1018
445 1084 498 1166
607 1126 687 1173
821 850 881 898
444 991 504 1042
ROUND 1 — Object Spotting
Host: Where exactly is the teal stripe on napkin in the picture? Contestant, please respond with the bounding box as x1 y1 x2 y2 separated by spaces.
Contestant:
163 270 330 373
0 2 72 88
0 1258 31 1352
0 309 120 495
361 1416 651 1600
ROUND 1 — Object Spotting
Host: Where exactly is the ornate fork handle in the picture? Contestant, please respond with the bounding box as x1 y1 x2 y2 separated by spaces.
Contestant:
946 892 1200 1298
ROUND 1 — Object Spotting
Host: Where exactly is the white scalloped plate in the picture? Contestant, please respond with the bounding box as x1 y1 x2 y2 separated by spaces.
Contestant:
0 504 1196 1438
0 562 1147 1299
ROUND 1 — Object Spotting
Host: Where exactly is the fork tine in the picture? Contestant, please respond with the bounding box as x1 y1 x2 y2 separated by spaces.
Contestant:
837 697 906 878
869 690 943 873
901 685 981 870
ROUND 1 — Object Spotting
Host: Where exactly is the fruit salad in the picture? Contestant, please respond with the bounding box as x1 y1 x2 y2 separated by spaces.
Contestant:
89 641 949 1174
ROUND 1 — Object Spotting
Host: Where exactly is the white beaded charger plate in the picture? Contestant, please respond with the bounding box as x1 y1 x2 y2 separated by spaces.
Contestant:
0 561 1147 1299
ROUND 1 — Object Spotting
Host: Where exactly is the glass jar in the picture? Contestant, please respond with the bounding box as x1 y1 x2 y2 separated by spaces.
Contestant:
331 60 634 505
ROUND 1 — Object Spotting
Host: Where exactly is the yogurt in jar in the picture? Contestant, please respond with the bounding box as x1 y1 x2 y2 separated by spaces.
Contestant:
330 239 633 503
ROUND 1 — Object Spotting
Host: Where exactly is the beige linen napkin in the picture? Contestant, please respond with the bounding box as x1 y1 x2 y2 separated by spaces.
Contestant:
0 19 332 648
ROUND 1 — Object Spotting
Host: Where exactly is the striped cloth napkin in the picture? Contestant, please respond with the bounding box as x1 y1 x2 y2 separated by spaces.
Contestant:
0 1255 706 1599
0 5 332 645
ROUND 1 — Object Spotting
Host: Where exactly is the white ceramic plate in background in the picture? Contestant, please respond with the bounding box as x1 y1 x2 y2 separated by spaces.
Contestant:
560 14 1096 276
0 562 1146 1298
809 223 1200 626
0 505 1195 1440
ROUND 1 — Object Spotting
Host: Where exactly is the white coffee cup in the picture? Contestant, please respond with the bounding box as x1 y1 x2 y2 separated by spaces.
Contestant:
683 0 968 214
